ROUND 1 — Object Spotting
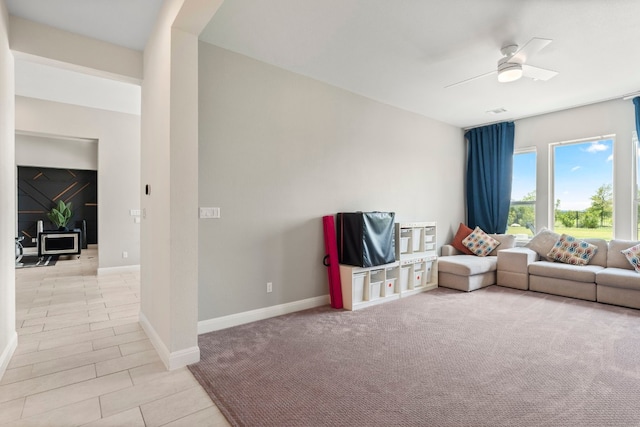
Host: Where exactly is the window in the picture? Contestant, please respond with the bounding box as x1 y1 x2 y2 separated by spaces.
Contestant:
508 150 536 240
552 137 614 240
634 131 639 239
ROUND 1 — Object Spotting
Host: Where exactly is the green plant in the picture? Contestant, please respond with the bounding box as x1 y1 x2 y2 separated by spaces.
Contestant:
47 200 73 229
581 212 599 229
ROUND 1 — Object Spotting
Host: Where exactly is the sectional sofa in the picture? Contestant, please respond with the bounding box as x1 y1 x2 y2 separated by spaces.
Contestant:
439 233 640 311
437 233 516 292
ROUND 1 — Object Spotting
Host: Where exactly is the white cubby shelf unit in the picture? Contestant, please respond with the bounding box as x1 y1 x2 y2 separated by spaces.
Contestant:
340 221 438 311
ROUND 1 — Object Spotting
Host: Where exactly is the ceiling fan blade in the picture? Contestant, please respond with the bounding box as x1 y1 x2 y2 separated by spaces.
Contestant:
445 70 496 89
509 38 552 64
522 64 558 81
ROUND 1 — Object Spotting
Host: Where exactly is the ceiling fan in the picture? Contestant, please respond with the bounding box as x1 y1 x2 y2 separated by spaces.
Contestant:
445 37 558 89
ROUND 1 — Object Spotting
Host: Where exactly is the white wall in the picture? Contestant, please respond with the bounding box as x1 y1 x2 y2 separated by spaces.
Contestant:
16 133 98 170
0 0 16 380
514 99 636 239
140 0 222 370
197 43 465 321
15 97 141 270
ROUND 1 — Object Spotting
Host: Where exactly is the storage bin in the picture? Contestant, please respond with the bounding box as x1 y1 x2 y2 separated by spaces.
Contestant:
370 269 384 283
400 237 410 253
425 261 433 283
353 273 366 303
425 243 436 252
412 228 422 251
414 270 424 287
369 281 382 300
424 235 434 243
400 267 410 291
383 278 396 297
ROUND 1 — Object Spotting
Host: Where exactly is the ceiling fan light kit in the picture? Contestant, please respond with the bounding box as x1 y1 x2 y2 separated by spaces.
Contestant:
497 60 523 83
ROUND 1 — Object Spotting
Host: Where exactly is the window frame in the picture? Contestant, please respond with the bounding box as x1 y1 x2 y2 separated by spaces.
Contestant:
509 147 537 242
549 134 615 240
633 131 639 239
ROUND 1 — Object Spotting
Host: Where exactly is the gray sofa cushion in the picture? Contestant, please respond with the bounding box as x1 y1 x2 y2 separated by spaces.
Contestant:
528 261 604 282
596 267 640 290
607 239 640 270
525 228 560 261
488 234 516 256
438 255 497 276
580 238 609 267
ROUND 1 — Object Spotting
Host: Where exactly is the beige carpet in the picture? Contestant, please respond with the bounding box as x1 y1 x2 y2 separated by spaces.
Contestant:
189 286 640 426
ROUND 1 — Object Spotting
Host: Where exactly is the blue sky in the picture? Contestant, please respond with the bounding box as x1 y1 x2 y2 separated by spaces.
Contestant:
511 139 613 211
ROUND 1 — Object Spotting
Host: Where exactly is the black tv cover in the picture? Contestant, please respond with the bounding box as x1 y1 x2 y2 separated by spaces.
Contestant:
337 212 396 267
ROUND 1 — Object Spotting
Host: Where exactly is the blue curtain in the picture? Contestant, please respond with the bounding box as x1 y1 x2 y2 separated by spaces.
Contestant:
634 97 640 138
465 122 515 234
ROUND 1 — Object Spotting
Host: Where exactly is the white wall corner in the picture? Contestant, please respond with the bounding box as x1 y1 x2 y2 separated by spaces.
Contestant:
198 295 331 334
139 311 200 370
0 332 18 380
97 264 140 276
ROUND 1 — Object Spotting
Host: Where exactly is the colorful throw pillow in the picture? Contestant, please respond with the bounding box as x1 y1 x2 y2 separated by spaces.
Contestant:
450 223 474 254
462 226 500 257
621 244 640 273
546 234 598 265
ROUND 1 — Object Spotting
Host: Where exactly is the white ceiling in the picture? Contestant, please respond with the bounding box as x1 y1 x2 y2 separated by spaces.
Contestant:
5 0 163 51
7 0 640 128
200 0 640 128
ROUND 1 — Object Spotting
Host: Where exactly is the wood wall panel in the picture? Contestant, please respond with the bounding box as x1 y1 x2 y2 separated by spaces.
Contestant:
17 167 97 247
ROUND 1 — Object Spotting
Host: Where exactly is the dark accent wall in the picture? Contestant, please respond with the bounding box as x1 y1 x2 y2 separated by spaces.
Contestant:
17 167 97 247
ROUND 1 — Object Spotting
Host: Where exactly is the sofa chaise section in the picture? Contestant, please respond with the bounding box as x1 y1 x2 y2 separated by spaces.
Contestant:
438 234 515 292
438 249 497 292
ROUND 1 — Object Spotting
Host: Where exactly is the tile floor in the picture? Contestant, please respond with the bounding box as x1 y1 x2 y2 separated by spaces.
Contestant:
1 248 231 426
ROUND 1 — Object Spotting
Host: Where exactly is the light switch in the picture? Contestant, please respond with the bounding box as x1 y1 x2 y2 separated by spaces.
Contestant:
200 207 221 219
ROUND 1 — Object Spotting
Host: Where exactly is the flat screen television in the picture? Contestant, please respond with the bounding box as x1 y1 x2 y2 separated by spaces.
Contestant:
38 231 81 257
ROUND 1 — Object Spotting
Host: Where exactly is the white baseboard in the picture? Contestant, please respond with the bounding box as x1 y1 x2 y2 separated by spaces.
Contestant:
198 294 331 334
0 331 18 380
97 264 140 276
139 312 200 370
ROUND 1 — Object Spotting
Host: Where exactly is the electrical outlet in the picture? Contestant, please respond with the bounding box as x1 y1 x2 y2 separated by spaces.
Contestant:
122 251 128 259
267 282 273 293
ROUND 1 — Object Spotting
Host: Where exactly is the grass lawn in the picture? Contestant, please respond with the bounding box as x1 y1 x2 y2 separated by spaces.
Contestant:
506 225 613 240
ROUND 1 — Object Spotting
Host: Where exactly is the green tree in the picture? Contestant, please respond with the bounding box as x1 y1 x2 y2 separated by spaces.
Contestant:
581 211 599 229
508 190 535 229
557 210 576 228
588 184 612 227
